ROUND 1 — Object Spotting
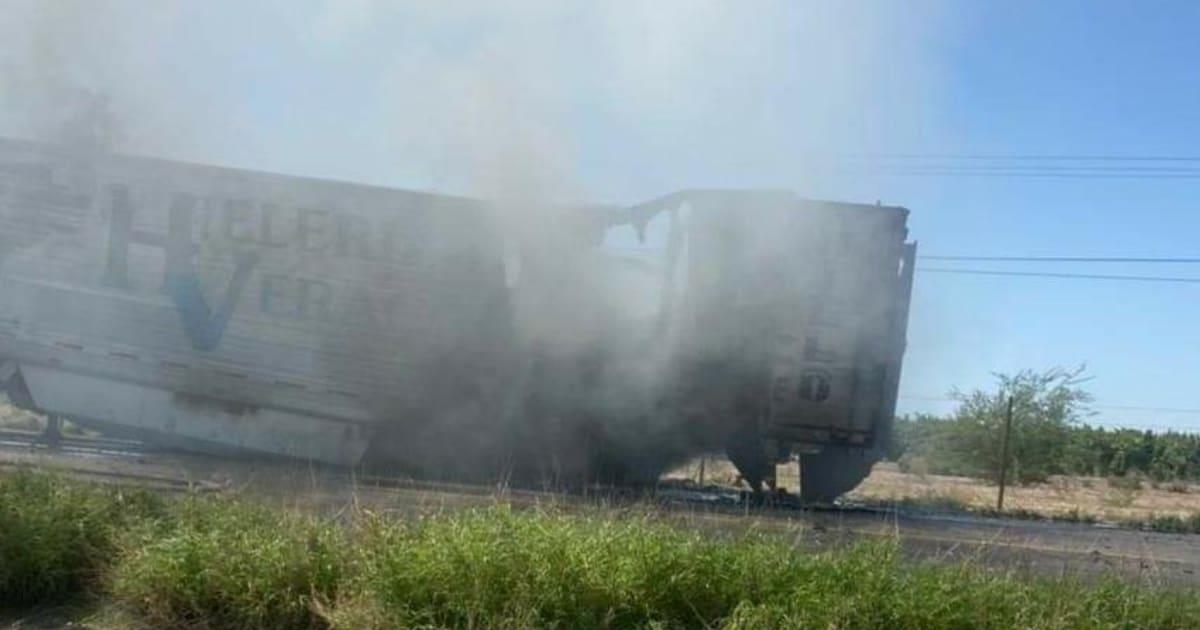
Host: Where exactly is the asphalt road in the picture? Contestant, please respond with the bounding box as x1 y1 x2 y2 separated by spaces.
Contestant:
2 433 1198 587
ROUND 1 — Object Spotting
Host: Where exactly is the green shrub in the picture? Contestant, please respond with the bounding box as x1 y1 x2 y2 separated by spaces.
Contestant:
721 568 1200 630
110 498 344 630
4 471 1200 629
1164 481 1191 494
0 469 167 607
1108 474 1143 491
334 506 1200 629
896 454 930 477
338 506 804 629
893 404 1200 486
1145 512 1200 534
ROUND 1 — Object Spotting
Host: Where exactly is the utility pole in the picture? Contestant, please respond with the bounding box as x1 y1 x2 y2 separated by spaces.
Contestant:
996 396 1015 512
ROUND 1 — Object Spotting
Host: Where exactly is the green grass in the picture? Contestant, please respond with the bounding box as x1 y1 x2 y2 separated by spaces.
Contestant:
337 507 803 628
0 469 167 607
2 469 1200 629
335 508 1198 629
110 499 344 630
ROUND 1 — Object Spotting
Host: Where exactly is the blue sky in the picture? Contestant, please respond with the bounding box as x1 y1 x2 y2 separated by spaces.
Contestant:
3 1 1198 430
865 1 1200 430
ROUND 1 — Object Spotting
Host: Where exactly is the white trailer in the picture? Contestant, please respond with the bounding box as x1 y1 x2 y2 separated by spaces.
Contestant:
0 138 915 499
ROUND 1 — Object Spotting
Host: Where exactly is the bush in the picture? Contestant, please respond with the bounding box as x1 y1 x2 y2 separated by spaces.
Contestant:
721 568 1200 629
893 415 1200 486
338 506 802 629
0 469 167 608
1165 481 1191 494
1108 474 1143 491
110 499 345 630
3 471 1200 629
897 454 930 478
1146 512 1200 534
335 506 1200 630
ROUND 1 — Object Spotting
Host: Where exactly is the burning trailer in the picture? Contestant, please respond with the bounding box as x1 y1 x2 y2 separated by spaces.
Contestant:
0 138 915 501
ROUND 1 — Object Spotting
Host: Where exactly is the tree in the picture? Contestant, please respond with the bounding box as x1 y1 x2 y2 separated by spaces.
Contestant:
941 366 1093 484
890 379 1200 483
886 412 942 462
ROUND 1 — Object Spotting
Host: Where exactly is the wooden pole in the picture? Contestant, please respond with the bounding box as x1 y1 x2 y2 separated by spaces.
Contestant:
996 396 1015 511
698 457 706 486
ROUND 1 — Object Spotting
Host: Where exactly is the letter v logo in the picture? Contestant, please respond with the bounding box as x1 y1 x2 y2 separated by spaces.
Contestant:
106 187 259 351
164 250 259 351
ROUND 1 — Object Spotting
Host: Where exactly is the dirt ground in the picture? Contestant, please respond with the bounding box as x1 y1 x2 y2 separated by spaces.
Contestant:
6 394 1199 524
6 392 1199 524
667 457 1200 523
0 398 41 432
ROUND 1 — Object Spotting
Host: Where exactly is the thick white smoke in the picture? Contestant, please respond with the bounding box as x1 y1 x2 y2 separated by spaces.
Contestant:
0 0 187 152
318 1 952 199
0 1 950 484
0 1 952 196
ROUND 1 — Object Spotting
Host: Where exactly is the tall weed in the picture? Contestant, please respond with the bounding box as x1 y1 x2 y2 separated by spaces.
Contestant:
0 469 167 607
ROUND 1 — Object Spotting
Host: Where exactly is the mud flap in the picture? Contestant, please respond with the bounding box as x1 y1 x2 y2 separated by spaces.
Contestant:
799 447 877 503
725 424 775 492
1 363 37 411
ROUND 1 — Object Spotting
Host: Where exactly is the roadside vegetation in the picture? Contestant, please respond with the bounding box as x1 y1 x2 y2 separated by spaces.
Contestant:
889 366 1200 485
1145 511 1200 534
3 470 1200 629
868 366 1200 532
0 470 167 607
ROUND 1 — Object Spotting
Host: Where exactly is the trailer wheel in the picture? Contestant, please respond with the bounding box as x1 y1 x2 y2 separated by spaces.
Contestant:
799 448 877 503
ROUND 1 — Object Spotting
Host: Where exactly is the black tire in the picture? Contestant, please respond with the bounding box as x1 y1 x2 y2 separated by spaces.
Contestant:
799 448 877 503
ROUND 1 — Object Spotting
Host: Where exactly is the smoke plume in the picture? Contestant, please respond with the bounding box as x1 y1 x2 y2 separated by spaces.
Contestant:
0 1 949 485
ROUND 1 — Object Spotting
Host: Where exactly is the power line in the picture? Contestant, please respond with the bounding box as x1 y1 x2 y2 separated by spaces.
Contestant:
605 250 1200 279
861 169 1200 179
898 397 1200 432
836 163 1200 179
908 165 1200 171
868 165 1200 174
829 153 1200 178
920 256 1200 264
916 268 1200 284
848 153 1200 162
1097 404 1200 415
899 395 1200 416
